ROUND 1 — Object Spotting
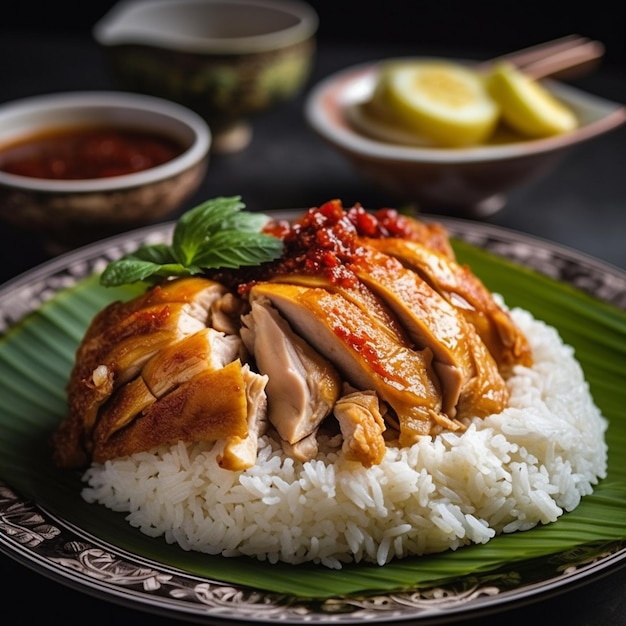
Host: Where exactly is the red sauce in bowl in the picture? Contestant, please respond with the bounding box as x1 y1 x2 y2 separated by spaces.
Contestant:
0 126 186 180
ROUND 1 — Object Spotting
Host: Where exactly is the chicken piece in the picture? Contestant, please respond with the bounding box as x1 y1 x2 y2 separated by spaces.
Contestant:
240 297 342 446
85 303 206 388
210 292 249 336
249 282 446 446
91 376 157 452
456 329 510 418
280 431 320 463
55 302 208 468
351 244 509 418
53 278 231 469
92 360 249 463
135 276 229 324
334 388 386 467
88 328 242 454
74 277 227 356
364 237 532 371
71 278 229 389
216 365 269 471
141 327 241 398
272 273 411 346
54 278 230 469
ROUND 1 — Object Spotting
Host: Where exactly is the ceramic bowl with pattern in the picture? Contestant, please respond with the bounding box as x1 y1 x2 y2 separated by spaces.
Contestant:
0 90 211 253
305 60 626 217
94 0 319 153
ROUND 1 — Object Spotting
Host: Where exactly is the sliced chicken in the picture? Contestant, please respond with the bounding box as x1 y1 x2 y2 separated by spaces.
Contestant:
456 329 510 418
209 292 250 337
91 376 157 454
138 276 229 324
54 277 230 469
87 303 207 388
280 431 320 463
89 328 242 456
240 297 342 447
53 205 531 472
249 282 446 446
271 273 411 345
333 387 386 467
216 365 269 471
364 237 532 370
141 327 241 398
92 360 250 463
73 277 228 381
75 277 227 355
350 244 509 418
55 303 206 468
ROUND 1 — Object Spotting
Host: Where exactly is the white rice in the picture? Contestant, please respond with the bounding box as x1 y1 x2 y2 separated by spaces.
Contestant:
81 306 608 569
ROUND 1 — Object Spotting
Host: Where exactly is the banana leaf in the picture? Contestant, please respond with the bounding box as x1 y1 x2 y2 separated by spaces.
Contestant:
0 236 624 600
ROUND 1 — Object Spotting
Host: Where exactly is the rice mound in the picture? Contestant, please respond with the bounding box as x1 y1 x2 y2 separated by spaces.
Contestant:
81 306 608 569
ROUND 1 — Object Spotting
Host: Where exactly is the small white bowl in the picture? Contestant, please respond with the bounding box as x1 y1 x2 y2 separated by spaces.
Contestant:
94 0 319 153
0 91 211 252
305 60 626 217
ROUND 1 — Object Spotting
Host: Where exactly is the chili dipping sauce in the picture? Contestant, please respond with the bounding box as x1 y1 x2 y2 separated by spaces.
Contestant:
0 125 186 180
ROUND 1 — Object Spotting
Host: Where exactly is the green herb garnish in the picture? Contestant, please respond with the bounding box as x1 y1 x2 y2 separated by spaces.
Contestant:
100 196 284 287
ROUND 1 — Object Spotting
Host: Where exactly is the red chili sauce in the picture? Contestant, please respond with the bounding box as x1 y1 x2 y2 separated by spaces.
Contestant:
220 200 422 295
268 199 421 284
0 126 185 180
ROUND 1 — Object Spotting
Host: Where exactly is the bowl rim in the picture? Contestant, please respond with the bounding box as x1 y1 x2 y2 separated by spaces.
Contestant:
0 90 211 192
305 60 626 164
93 0 319 54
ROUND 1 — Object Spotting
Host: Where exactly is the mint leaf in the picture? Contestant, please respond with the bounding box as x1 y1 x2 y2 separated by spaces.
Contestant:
172 196 245 266
100 259 192 286
128 243 177 264
225 211 270 232
193 230 284 268
99 197 284 287
100 244 192 286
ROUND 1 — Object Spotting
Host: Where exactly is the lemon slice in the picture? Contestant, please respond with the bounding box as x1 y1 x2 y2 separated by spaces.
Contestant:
488 61 578 137
373 60 500 147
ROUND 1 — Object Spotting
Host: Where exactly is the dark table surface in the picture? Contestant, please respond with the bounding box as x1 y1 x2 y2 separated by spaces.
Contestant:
0 29 625 626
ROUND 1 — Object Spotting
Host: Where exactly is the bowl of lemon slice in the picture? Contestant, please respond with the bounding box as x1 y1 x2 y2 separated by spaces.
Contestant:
305 49 626 217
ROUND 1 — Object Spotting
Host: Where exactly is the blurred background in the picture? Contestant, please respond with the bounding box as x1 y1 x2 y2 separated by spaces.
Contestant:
5 0 625 69
0 0 624 276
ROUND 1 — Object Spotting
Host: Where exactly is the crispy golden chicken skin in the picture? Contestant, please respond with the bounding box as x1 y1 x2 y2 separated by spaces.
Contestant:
52 277 238 468
363 237 532 371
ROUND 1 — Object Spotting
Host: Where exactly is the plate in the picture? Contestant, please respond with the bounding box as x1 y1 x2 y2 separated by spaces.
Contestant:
306 60 626 162
304 61 626 217
1 213 625 624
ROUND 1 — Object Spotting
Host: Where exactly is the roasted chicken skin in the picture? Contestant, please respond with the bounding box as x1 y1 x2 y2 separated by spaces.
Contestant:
363 237 532 371
52 277 240 468
52 201 532 470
